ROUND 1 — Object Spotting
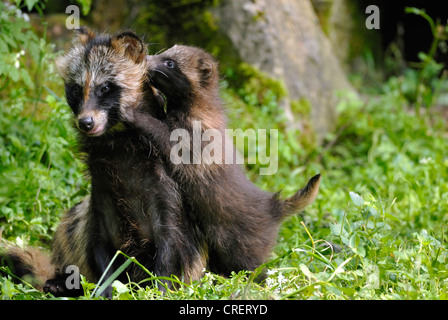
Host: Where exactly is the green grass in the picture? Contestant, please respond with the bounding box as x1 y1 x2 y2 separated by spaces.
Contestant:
1 7 448 300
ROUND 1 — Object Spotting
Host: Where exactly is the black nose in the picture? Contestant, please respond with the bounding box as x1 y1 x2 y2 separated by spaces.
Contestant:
78 116 95 132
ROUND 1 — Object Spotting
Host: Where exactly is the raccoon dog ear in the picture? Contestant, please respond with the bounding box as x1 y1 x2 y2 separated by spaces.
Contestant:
56 27 96 79
75 26 96 45
199 59 213 80
111 31 147 64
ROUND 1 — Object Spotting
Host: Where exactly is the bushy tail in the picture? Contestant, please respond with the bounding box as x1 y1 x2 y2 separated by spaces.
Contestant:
279 173 321 219
0 242 55 291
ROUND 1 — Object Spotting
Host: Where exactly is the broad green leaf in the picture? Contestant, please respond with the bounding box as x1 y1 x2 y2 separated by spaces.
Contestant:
299 264 313 279
349 191 364 207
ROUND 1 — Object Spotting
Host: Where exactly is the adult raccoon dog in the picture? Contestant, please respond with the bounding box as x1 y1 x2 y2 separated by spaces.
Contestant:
1 30 205 297
124 45 321 277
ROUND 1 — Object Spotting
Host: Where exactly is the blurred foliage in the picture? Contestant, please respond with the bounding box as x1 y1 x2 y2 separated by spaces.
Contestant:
405 7 448 113
135 0 221 52
76 0 92 16
0 1 88 245
0 1 40 91
15 0 47 14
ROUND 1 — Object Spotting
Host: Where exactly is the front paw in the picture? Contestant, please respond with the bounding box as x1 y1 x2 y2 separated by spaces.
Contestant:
44 276 84 297
120 107 137 123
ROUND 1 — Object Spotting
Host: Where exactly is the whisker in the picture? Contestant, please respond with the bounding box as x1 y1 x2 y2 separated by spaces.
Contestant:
155 47 168 55
154 69 169 78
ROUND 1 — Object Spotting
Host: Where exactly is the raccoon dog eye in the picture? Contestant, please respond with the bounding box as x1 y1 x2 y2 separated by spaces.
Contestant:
101 85 111 94
164 60 175 68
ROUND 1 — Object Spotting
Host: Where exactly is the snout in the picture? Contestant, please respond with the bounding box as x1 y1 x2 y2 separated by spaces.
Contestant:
78 116 95 132
77 111 108 137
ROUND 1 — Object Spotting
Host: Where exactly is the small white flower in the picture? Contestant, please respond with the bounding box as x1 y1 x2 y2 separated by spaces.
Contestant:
14 60 20 69
277 274 287 284
22 13 30 22
266 269 277 276
265 277 275 288
15 236 24 248
283 287 294 294
419 157 432 164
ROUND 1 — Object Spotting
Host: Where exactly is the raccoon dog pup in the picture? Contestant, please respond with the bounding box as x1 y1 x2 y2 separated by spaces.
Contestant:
50 30 208 296
124 45 321 277
2 29 205 297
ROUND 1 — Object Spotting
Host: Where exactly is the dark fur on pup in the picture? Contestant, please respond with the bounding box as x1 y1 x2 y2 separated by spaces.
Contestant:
124 45 321 277
1 30 205 298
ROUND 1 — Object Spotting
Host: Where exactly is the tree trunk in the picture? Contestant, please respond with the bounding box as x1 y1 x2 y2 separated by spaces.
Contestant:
214 0 354 141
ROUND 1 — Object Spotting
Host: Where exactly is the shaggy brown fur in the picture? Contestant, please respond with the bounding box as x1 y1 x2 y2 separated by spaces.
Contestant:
0 242 53 291
1 30 204 298
124 45 321 277
50 30 207 297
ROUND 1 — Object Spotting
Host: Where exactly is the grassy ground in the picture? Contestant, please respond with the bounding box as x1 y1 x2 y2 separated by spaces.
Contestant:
1 8 448 300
